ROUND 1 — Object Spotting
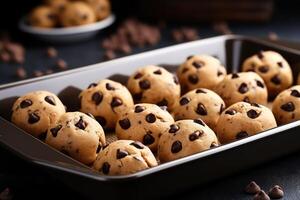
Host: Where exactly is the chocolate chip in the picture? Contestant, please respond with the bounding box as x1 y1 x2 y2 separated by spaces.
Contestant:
157 99 168 107
277 62 283 68
257 51 264 59
75 117 87 130
145 113 156 123
111 97 123 108
251 103 260 107
243 96 250 103
182 68 189 73
50 125 62 137
192 61 204 69
46 47 57 58
180 97 190 105
20 99 32 108
45 96 56 106
258 66 269 73
196 103 207 115
225 109 236 115
88 83 97 89
247 109 260 119
56 59 67 70
169 124 180 133
256 80 265 88
188 74 199 84
116 149 128 159
96 144 101 153
102 162 110 174
236 131 248 140
253 190 270 200
106 83 115 90
193 119 205 126
238 83 249 94
244 181 261 194
195 89 206 93
171 140 182 153
271 75 281 85
33 70 43 77
219 104 225 114
119 118 131 130
133 93 143 101
139 80 151 89
153 69 162 74
268 185 284 199
95 116 106 127
143 133 155 145
173 75 179 85
231 73 239 79
28 113 40 124
135 105 145 113
291 89 300 97
186 55 194 60
130 141 144 149
103 50 116 60
217 70 223 76
280 102 295 112
210 142 218 148
189 130 202 141
92 92 103 105
0 187 13 200
134 73 143 79
16 67 27 79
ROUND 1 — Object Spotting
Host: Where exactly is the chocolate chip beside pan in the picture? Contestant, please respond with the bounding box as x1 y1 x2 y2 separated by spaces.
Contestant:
244 181 261 194
268 185 284 199
254 190 270 200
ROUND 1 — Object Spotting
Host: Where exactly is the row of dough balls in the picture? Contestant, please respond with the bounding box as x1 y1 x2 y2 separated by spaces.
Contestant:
29 0 111 28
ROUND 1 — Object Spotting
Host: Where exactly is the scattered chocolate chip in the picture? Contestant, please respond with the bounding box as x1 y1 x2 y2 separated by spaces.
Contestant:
130 141 144 149
277 62 283 68
189 130 202 141
143 133 155 145
238 83 249 94
268 185 284 199
256 80 265 88
92 92 103 105
280 102 295 112
291 89 300 97
16 67 27 79
135 105 145 113
169 124 180 133
103 50 116 60
96 144 101 153
95 116 106 127
28 113 40 124
44 96 56 106
254 190 270 200
258 66 269 73
111 97 123 108
231 73 239 79
212 21 232 35
225 109 236 115
139 80 151 89
195 89 206 93
247 109 260 119
173 75 179 85
134 72 143 79
86 113 95 119
56 59 68 70
268 32 279 41
46 47 57 58
217 70 223 76
171 140 182 153
50 125 62 137
180 97 190 105
196 103 207 115
182 68 189 73
45 69 53 75
188 74 199 84
133 93 143 101
116 149 128 159
75 117 87 130
105 83 115 90
187 55 194 60
153 69 162 75
20 99 32 108
119 118 131 130
33 70 44 77
251 103 260 107
257 51 264 59
145 113 156 123
236 131 248 140
192 61 204 69
157 99 168 107
88 83 97 89
193 119 205 126
219 104 225 114
244 181 261 194
102 162 110 174
271 75 281 85
210 142 218 148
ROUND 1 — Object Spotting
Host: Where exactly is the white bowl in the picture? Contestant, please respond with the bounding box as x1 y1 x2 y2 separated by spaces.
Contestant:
19 14 115 43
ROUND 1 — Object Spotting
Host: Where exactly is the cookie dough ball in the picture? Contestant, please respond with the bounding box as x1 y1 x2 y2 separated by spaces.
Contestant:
29 6 57 28
242 51 293 97
88 0 111 20
44 0 68 12
177 55 227 92
116 103 175 151
272 85 300 125
46 112 106 165
79 79 134 130
215 72 268 107
11 91 66 138
173 88 225 131
215 102 277 143
158 119 219 162
60 2 96 27
93 140 158 175
127 65 180 111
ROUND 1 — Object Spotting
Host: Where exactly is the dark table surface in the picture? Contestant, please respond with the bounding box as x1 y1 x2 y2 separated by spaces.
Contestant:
2 12 300 200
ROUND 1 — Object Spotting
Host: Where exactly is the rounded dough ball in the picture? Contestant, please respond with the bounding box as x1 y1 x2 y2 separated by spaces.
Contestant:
60 2 96 27
173 88 225 131
46 112 106 165
88 0 111 20
127 65 180 111
116 103 174 151
93 140 158 175
79 79 134 130
11 91 66 138
29 6 57 28
158 119 219 163
215 72 268 107
177 55 227 92
272 85 300 125
44 0 68 12
215 102 277 144
242 50 293 97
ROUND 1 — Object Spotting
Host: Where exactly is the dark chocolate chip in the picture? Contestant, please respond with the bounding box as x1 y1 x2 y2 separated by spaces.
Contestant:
243 96 250 103
75 117 87 130
135 105 145 113
195 103 207 115
106 83 115 90
280 102 295 112
245 181 261 194
130 141 144 149
217 70 223 76
20 99 32 108
46 47 57 58
145 113 156 123
271 75 281 85
50 125 62 137
193 119 205 126
45 96 56 106
291 89 300 97
195 89 206 93
134 73 143 79
186 55 193 60
236 131 248 140
118 118 131 130
180 97 190 105
143 133 155 145
169 124 180 133
251 103 260 107
96 144 101 153
28 113 40 124
277 61 283 68
171 140 182 153
268 185 284 199
56 59 67 70
210 142 218 148
247 109 260 119
133 93 143 101
256 80 265 88
182 68 189 73
173 75 179 85
88 83 97 89
153 69 162 75
188 74 199 84
253 190 270 200
139 80 151 89
111 97 123 108
95 116 106 127
192 61 204 69
116 149 128 159
16 67 27 79
225 109 236 115
189 130 202 141
257 51 264 59
258 66 269 73
102 162 110 174
157 99 168 107
238 83 249 94
219 104 225 114
231 73 239 79
92 92 103 105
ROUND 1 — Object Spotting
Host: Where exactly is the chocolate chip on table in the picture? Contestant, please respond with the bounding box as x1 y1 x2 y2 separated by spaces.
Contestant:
139 80 151 89
75 117 87 130
103 50 116 60
119 118 131 130
244 181 261 194
56 59 68 70
130 141 144 149
180 97 190 105
116 149 129 159
20 99 32 108
271 74 281 85
111 97 123 108
0 51 10 63
102 162 110 174
45 96 56 105
291 89 300 97
153 69 162 74
169 124 180 133
236 131 248 140
16 67 27 79
231 73 239 79
134 72 143 79
188 74 199 84
33 70 44 77
28 113 40 124
143 133 155 145
88 83 97 89
219 104 225 114
268 185 284 199
238 83 249 94
92 92 103 105
257 51 264 59
196 103 207 115
135 105 145 113
192 61 204 69
157 99 168 107
171 140 182 153
0 187 13 200
182 68 189 73
280 102 295 112
225 109 236 115
172 29 184 43
194 119 205 126
106 83 115 90
145 113 156 123
253 190 270 200
268 32 279 41
189 130 201 141
95 116 106 127
247 109 260 119
195 89 206 93
46 47 57 58
258 66 269 73
256 80 265 88
50 125 62 137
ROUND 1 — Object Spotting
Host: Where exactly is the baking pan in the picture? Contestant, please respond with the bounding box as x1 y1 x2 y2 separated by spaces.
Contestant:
1 35 300 200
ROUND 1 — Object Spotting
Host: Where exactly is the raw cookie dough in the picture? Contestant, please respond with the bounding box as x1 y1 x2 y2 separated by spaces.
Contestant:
93 140 158 175
158 119 219 162
173 88 225 131
215 72 268 106
46 112 106 165
127 65 180 111
29 6 57 28
60 2 96 27
44 0 68 12
88 0 111 20
177 55 227 92
272 85 300 125
116 103 175 151
215 102 277 143
242 50 293 97
79 79 134 130
11 90 66 138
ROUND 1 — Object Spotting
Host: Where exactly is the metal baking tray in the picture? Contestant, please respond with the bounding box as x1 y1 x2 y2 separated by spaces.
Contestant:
1 35 300 200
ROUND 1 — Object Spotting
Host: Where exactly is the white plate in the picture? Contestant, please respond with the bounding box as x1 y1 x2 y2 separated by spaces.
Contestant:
19 14 115 43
